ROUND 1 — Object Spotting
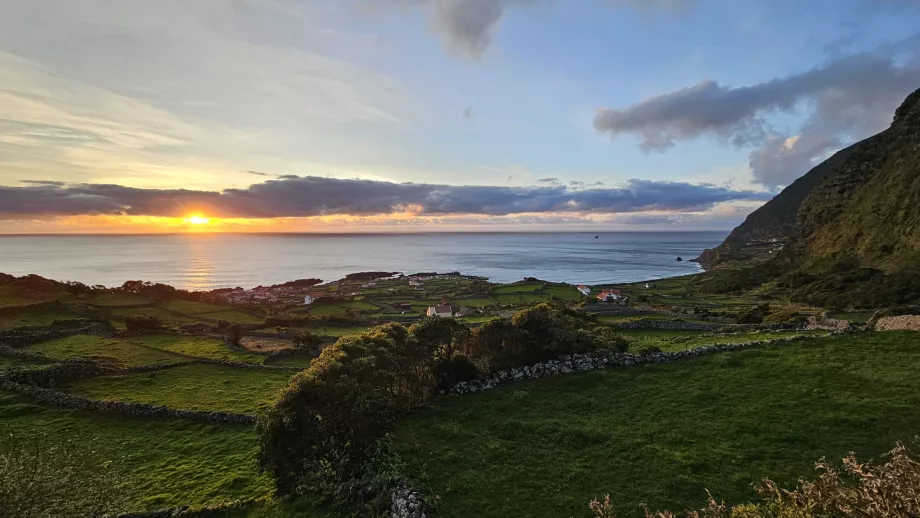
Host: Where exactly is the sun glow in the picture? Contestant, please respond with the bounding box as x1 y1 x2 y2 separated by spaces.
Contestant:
185 215 210 225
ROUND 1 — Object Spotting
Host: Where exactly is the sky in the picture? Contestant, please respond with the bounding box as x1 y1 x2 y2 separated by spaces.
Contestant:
0 0 918 233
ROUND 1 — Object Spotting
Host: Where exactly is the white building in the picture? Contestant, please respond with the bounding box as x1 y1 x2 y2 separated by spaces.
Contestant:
304 292 324 305
576 285 591 296
426 304 453 318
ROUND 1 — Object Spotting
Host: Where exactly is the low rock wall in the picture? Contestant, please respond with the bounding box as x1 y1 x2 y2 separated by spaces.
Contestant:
806 316 851 331
0 380 256 424
449 334 816 396
0 320 114 347
612 318 724 331
391 486 427 518
875 315 920 331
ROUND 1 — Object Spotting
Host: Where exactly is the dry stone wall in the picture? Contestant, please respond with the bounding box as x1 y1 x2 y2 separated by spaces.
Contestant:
875 315 920 331
449 334 819 396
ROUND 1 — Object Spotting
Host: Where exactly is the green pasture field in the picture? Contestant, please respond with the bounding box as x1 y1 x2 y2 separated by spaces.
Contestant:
64 363 294 414
392 332 920 518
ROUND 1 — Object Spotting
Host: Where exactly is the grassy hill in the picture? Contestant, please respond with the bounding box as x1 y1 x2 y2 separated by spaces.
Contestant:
391 332 920 517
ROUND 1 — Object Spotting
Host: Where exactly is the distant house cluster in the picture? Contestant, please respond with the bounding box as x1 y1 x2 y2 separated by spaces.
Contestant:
222 285 303 304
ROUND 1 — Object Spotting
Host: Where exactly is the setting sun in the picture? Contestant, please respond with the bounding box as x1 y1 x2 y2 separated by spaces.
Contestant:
185 215 210 225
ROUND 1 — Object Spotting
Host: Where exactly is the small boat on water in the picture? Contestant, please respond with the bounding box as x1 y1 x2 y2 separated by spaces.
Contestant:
594 235 599 239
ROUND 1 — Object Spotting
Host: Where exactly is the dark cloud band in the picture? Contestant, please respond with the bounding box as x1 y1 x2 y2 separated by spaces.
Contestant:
0 176 770 219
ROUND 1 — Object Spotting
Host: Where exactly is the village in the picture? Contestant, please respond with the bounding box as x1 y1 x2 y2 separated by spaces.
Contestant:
212 273 631 321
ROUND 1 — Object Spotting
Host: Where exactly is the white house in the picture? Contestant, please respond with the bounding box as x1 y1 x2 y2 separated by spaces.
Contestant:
304 292 324 305
576 285 591 296
597 289 621 302
426 304 453 318
409 279 423 286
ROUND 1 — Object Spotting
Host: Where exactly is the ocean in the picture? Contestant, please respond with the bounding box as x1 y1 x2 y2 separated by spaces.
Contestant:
0 232 724 290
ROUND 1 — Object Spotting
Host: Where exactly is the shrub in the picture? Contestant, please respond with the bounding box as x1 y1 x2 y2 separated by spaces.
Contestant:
124 315 162 334
590 441 920 517
257 323 436 494
293 330 323 357
0 432 131 518
762 309 799 324
433 354 480 392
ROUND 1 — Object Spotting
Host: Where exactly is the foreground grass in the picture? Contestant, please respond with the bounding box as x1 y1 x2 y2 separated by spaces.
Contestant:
129 333 266 364
29 334 188 367
392 332 920 518
65 363 295 414
0 391 272 510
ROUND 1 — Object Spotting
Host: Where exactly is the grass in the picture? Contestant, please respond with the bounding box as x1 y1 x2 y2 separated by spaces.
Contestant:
453 297 495 308
494 293 550 305
543 285 584 301
828 310 876 324
264 353 315 369
109 306 200 324
0 390 273 510
625 330 824 352
28 334 188 367
85 293 153 306
64 363 294 414
0 309 83 330
0 354 54 372
0 284 66 307
392 332 920 518
128 333 266 364
306 326 374 339
493 283 544 294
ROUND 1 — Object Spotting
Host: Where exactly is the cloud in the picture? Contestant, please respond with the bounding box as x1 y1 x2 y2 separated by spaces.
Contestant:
537 177 560 183
748 133 841 187
246 170 269 177
0 176 771 219
594 40 920 186
405 0 690 59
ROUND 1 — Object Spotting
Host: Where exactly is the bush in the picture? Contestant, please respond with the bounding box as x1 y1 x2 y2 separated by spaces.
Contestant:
257 323 435 494
762 309 799 324
590 441 920 517
293 330 323 357
124 315 162 334
433 354 480 392
0 432 131 518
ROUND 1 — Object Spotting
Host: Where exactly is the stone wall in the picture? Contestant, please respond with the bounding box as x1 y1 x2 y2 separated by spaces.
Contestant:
0 380 256 424
875 315 920 331
806 316 851 331
391 486 427 518
0 320 114 347
449 334 817 396
612 318 724 331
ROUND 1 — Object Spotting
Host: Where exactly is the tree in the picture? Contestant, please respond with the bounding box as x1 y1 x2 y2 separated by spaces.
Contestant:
293 330 324 357
257 323 436 494
408 317 470 360
0 433 131 518
124 315 162 334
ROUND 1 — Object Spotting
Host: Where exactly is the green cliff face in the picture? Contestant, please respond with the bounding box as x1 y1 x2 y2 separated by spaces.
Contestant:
699 87 920 274
787 88 920 274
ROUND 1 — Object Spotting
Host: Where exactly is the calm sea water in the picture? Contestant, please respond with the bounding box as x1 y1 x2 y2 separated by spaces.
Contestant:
0 232 724 290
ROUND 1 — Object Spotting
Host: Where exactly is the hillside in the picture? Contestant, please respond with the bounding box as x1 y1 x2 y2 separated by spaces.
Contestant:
696 87 920 272
693 88 920 307
693 144 855 269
